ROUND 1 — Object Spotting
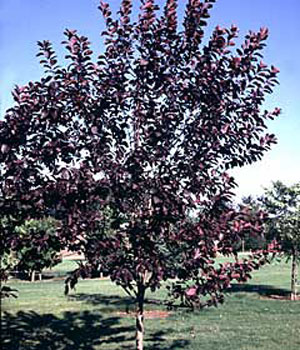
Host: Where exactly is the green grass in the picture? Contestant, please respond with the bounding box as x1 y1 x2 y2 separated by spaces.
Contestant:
44 259 81 278
1 260 300 350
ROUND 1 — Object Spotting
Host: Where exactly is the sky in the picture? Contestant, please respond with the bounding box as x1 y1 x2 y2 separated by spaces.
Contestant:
0 0 299 200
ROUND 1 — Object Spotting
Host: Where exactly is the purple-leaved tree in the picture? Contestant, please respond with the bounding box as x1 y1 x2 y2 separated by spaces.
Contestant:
0 1 280 348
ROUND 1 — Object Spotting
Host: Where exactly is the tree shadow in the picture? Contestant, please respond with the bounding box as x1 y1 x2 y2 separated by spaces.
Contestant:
147 329 189 350
69 293 134 306
1 310 132 350
228 283 290 298
68 293 173 314
68 293 136 314
1 309 189 350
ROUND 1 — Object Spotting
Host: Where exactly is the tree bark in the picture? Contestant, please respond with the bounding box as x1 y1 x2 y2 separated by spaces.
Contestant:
291 251 298 301
136 286 145 350
30 270 35 282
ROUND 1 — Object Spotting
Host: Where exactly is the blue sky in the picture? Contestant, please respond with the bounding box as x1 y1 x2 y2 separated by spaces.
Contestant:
0 0 299 199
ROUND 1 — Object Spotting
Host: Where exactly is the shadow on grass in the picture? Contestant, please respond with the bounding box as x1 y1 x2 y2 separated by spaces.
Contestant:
68 293 172 314
1 310 189 350
69 293 135 307
228 283 290 298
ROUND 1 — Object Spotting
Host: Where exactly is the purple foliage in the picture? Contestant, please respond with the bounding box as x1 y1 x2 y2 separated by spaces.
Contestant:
0 0 280 347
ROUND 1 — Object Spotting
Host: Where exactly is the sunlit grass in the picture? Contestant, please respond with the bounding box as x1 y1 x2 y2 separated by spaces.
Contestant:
2 259 300 350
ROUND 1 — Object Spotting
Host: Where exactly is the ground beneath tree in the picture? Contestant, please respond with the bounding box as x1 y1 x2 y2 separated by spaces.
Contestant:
116 310 171 319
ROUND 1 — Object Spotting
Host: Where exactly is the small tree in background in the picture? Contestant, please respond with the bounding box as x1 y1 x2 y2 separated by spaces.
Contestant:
0 0 280 348
14 217 62 281
239 196 267 251
262 181 300 300
1 217 61 282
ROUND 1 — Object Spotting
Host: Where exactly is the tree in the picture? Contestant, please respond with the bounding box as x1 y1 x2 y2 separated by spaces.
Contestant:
15 217 62 281
0 1 280 348
262 181 300 300
239 196 268 251
1 217 61 281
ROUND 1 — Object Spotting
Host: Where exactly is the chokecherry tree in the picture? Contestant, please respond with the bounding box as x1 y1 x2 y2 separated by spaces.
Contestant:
0 1 280 348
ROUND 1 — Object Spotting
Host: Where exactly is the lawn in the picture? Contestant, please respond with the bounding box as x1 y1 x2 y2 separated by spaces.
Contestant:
1 259 300 350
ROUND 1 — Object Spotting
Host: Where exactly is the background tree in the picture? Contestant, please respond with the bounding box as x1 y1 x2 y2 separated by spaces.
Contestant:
0 0 280 348
14 217 62 281
239 195 268 251
1 217 61 282
262 181 300 300
0 208 22 286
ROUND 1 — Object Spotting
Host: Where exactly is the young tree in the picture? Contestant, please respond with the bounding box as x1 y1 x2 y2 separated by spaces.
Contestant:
1 217 61 281
262 181 300 300
15 217 62 281
0 0 280 348
239 195 268 251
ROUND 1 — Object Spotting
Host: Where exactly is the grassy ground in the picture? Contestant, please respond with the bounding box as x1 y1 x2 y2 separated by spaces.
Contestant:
1 259 300 350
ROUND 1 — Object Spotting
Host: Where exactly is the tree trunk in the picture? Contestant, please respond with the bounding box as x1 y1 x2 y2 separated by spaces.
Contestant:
291 251 298 300
136 286 145 350
30 270 35 282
